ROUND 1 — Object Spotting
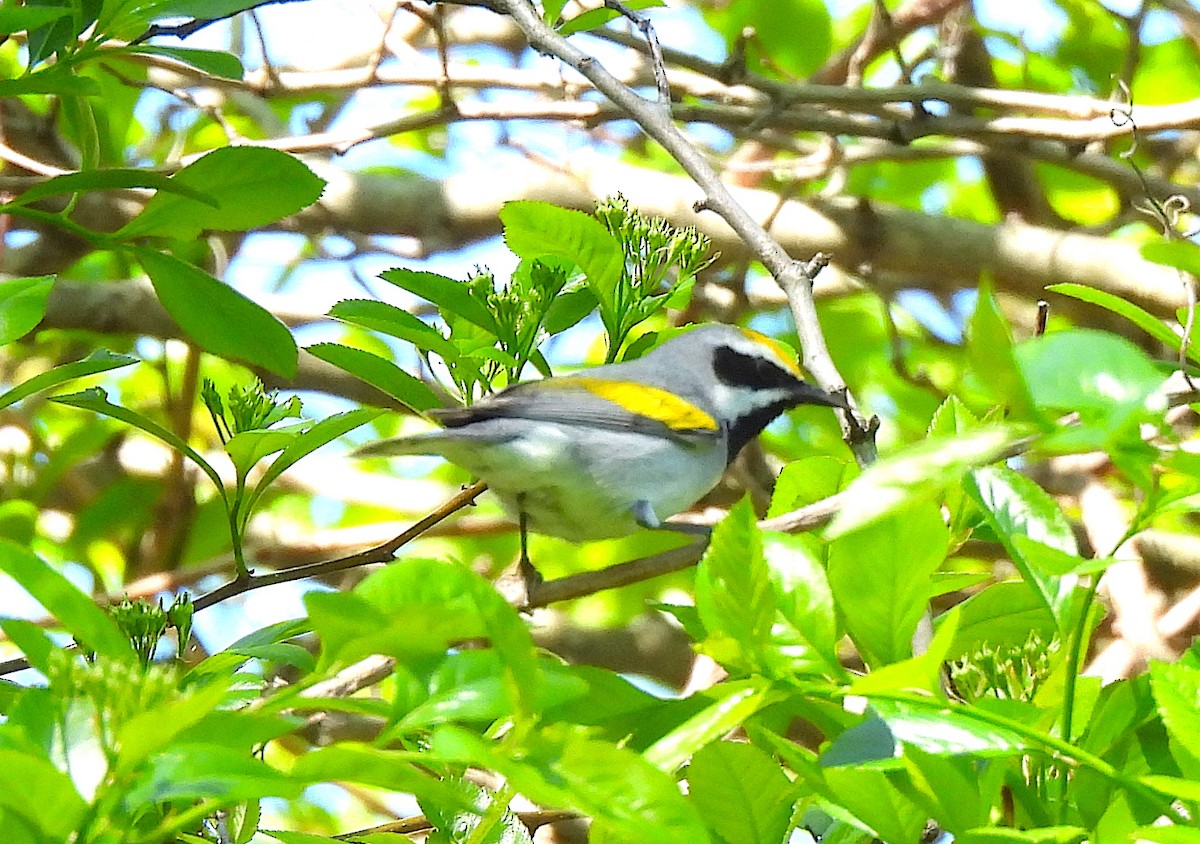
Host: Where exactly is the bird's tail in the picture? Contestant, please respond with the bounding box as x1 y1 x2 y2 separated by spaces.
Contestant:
352 431 448 459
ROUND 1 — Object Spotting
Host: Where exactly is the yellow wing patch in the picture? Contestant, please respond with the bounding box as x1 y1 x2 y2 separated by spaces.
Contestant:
738 328 803 376
563 377 719 432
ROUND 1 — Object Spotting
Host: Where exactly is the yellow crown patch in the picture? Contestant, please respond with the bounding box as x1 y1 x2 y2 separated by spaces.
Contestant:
738 328 803 376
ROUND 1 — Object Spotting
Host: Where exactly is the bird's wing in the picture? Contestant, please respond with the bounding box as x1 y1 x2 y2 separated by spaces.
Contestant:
431 377 721 443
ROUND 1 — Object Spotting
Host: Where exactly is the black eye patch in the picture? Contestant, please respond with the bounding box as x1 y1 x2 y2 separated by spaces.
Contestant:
712 345 800 391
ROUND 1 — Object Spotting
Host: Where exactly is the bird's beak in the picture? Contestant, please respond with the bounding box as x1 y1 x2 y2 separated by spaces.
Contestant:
793 381 850 410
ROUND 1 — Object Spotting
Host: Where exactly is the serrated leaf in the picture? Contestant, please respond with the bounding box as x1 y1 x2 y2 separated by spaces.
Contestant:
378 269 497 334
430 726 711 844
500 201 623 323
1150 661 1200 770
966 465 1075 620
305 559 537 714
827 502 947 668
927 395 980 438
0 540 135 662
305 343 439 412
763 533 843 677
328 299 459 360
694 499 774 670
687 741 794 844
117 147 324 240
0 276 53 345
138 249 297 377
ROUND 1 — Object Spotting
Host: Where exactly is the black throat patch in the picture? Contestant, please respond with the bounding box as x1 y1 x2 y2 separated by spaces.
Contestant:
712 345 808 463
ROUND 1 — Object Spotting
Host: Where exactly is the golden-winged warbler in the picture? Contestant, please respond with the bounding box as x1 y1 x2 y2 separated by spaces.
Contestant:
358 324 845 555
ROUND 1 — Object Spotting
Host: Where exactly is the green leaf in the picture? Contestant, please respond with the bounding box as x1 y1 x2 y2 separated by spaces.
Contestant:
225 428 301 478
819 765 926 844
0 6 71 32
962 826 1088 843
261 832 347 844
701 0 831 77
966 283 1037 419
51 386 224 492
687 741 794 844
378 269 498 334
1015 328 1165 426
694 499 774 671
966 465 1075 620
117 147 324 240
0 70 99 97
0 750 87 840
430 726 711 844
291 745 473 811
542 0 568 24
137 249 297 377
827 424 1028 536
328 299 460 360
500 201 624 325
0 619 57 674
305 343 439 412
0 539 135 662
901 747 995 835
1132 827 1200 844
927 395 980 438
115 679 231 772
123 45 244 79
305 558 538 715
947 581 1056 661
0 276 53 345
851 607 960 695
1150 661 1200 772
767 456 855 518
1048 282 1195 363
559 0 665 35
1142 240 1200 277
827 502 948 667
763 532 843 677
122 744 302 805
644 678 773 772
867 698 1031 757
0 349 138 412
2 169 213 210
241 408 383 518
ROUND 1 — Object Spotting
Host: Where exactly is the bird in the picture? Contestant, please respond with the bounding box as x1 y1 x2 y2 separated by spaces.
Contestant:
356 323 846 580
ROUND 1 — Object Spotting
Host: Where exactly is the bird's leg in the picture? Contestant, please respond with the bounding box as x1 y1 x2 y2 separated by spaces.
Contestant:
516 499 543 595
